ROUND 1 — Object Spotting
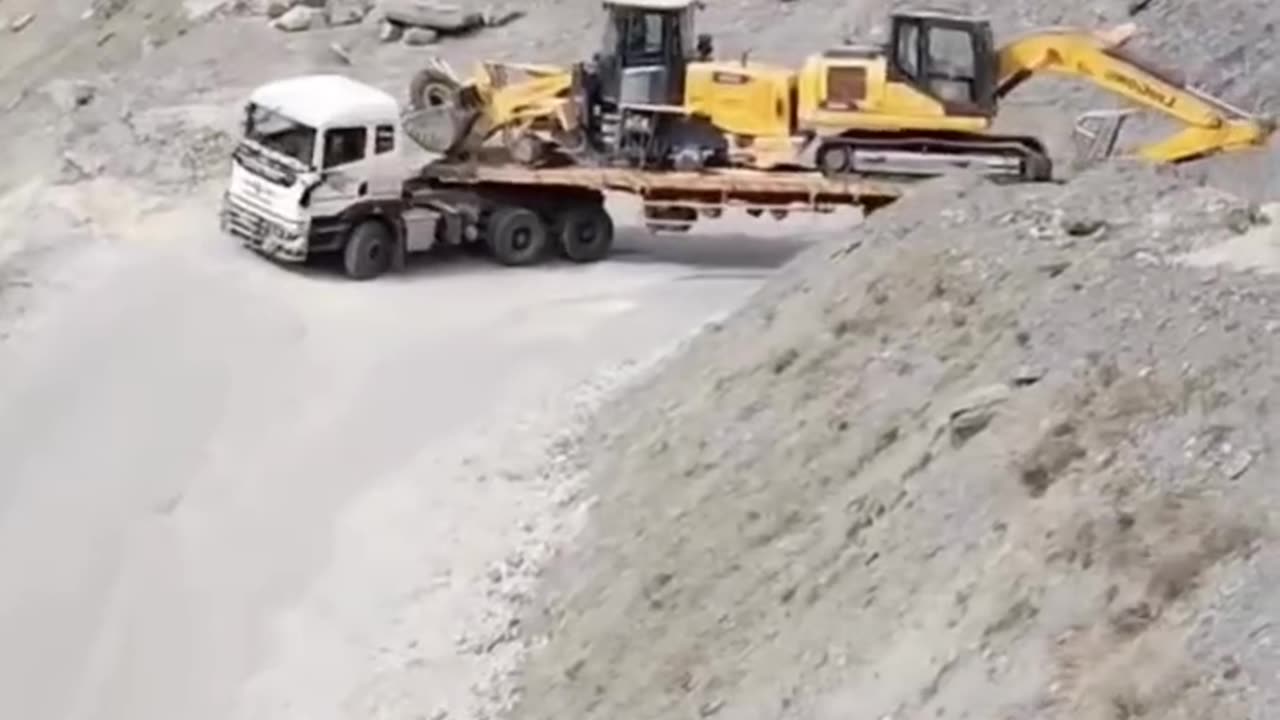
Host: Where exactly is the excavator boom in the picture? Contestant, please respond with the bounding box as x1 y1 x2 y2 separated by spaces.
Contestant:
995 25 1275 163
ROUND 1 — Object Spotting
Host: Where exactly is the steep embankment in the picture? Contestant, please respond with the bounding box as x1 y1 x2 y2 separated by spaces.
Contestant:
505 2 1280 717
509 163 1280 719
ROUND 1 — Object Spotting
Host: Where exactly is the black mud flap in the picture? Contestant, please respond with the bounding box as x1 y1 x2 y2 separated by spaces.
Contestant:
391 234 408 272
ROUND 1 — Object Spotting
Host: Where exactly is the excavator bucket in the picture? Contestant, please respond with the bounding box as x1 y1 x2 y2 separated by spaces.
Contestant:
1071 108 1137 167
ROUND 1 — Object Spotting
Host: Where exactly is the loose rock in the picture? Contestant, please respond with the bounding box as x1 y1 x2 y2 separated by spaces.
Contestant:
265 0 294 18
381 0 483 32
328 42 353 64
328 0 373 25
271 4 323 30
402 26 439 45
10 13 35 32
378 18 404 41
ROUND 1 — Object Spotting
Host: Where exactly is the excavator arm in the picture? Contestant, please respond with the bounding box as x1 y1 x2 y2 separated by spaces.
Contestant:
994 25 1275 163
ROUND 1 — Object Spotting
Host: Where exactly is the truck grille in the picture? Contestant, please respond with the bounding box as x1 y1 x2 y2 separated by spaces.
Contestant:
223 197 271 243
221 194 305 261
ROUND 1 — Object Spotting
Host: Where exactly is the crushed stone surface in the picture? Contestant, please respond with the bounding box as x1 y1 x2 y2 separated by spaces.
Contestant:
509 163 1280 720
0 0 1278 719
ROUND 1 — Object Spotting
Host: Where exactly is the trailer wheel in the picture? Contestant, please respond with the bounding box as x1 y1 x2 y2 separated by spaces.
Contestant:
817 143 851 176
486 206 548 266
343 219 393 280
554 204 614 263
1023 151 1054 182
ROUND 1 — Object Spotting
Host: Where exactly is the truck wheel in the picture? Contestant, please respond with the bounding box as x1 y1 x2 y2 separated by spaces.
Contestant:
343 219 393 280
485 206 548 266
554 204 614 263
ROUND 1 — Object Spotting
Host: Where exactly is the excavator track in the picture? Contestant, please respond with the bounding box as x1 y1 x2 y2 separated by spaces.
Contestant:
815 132 1053 183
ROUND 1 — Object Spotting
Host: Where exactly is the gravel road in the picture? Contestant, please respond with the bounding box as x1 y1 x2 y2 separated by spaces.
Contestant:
0 176 840 720
1 0 1275 718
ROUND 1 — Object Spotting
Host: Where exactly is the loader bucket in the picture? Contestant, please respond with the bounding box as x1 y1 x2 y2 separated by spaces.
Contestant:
405 61 485 156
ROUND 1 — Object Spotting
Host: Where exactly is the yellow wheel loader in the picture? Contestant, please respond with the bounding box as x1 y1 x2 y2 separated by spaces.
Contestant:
404 0 1274 182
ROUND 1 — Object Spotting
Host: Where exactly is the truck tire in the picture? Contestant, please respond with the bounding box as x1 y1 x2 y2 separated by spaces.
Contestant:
554 204 614 263
409 66 460 111
485 206 548 266
343 219 393 280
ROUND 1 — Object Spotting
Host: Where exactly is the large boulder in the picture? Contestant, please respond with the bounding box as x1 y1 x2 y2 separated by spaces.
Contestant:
378 18 404 41
402 26 439 45
271 4 324 30
265 0 294 18
328 0 374 25
379 0 483 32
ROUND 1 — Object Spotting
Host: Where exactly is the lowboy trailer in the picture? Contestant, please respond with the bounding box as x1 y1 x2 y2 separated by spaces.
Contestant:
221 74 904 280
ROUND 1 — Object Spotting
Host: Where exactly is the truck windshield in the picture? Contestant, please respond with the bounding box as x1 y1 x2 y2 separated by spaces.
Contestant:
244 103 316 168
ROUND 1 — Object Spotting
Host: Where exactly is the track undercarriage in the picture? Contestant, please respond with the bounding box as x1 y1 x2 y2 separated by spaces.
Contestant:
813 131 1054 183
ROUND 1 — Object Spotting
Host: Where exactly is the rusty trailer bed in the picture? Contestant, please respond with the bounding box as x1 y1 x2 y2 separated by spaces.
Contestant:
413 162 906 215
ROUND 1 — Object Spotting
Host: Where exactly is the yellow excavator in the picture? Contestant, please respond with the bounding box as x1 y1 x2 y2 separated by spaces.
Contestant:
405 0 1274 182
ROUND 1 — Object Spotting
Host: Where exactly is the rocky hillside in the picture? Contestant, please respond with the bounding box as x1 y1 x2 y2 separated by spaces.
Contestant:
508 163 1280 720
0 0 1274 716
493 3 1280 719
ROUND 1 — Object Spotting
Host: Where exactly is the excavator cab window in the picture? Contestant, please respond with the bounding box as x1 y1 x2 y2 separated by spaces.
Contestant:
889 13 997 117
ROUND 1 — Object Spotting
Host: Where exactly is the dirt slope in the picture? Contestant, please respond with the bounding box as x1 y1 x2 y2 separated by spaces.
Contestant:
508 163 1280 720
0 0 1276 718
499 3 1280 717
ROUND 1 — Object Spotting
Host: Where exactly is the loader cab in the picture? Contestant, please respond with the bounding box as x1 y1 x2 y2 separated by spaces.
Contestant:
887 11 997 117
594 0 701 107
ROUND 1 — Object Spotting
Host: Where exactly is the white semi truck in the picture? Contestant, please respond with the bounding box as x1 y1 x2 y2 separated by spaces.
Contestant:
220 74 902 280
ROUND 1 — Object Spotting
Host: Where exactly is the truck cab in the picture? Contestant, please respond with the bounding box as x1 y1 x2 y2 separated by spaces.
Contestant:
221 75 409 271
224 74 642 280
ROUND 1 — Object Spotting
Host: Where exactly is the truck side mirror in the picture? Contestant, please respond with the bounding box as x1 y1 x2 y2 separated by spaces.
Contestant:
696 33 713 60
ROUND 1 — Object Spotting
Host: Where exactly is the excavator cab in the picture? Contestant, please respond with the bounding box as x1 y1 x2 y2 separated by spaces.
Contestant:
887 11 998 117
593 0 702 107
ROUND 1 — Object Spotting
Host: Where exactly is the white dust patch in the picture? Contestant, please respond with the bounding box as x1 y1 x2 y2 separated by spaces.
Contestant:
44 178 170 242
0 180 49 267
1177 202 1280 274
229 321 712 720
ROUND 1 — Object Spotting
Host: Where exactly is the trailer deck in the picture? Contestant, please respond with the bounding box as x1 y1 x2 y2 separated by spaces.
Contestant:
415 162 907 218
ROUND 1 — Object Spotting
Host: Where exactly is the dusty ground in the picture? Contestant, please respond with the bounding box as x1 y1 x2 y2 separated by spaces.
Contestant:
0 200 812 720
0 0 1277 719
0 3 846 720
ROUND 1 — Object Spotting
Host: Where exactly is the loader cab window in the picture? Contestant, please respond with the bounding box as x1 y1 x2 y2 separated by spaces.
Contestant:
609 9 684 67
628 13 664 57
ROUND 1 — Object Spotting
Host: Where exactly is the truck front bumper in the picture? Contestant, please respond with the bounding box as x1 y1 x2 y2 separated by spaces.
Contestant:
220 193 309 263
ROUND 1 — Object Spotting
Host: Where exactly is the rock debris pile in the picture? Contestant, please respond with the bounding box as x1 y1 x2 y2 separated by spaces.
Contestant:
234 0 524 45
507 162 1280 720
